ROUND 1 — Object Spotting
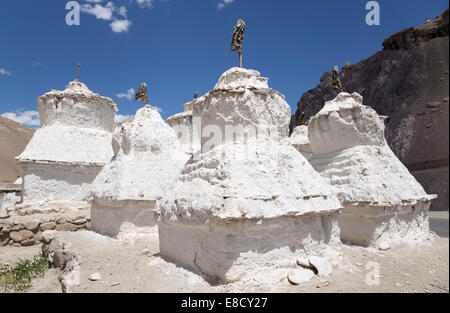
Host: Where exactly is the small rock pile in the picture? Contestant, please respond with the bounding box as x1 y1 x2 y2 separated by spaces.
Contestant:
0 214 89 247
42 237 81 293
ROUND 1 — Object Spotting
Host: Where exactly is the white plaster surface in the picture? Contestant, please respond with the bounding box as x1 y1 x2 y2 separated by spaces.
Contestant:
38 80 117 131
1 178 22 211
166 100 199 156
290 125 313 160
90 105 188 201
20 162 100 208
90 200 157 238
90 105 188 237
158 214 341 283
15 80 117 210
192 67 291 153
157 68 342 283
18 126 114 165
213 68 269 90
307 92 436 247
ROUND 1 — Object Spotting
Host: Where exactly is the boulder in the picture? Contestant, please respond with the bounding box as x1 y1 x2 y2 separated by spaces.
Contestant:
9 230 34 242
287 269 315 285
42 230 56 244
308 256 333 277
0 233 10 246
56 223 79 232
40 222 57 231
88 272 102 281
21 239 36 246
55 216 66 224
24 219 40 232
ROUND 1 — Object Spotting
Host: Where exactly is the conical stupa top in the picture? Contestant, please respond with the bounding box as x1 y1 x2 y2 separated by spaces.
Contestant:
38 80 117 112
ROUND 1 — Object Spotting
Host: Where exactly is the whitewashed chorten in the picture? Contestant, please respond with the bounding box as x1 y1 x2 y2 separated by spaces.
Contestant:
307 92 436 248
89 105 189 237
157 68 342 283
15 80 117 212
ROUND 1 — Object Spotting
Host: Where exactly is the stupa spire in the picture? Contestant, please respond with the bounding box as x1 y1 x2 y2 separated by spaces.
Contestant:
230 19 246 68
135 82 149 105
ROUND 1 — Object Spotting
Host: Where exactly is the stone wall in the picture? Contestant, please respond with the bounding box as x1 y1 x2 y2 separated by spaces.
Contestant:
0 214 89 247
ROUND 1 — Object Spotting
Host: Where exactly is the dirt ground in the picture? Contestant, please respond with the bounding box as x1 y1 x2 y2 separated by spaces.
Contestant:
0 229 448 293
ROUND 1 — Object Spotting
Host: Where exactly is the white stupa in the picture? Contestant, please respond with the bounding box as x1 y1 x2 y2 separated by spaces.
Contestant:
89 105 189 237
307 92 436 248
157 68 342 283
290 125 313 160
165 98 200 157
15 80 117 211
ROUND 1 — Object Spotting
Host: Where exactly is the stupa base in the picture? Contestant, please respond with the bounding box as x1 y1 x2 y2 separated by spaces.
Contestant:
339 200 432 248
159 213 341 283
91 199 157 237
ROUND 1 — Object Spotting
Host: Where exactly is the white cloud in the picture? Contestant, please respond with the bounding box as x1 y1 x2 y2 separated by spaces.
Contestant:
80 2 115 20
115 114 134 123
218 0 234 10
1 110 40 127
80 1 133 33
116 88 135 100
118 6 127 18
78 0 169 34
110 19 132 32
0 68 12 76
136 0 153 8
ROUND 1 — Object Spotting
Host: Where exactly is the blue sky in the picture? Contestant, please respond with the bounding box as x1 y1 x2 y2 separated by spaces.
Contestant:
0 0 448 127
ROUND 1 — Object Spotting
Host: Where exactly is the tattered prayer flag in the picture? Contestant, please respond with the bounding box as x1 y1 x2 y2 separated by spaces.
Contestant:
135 83 149 104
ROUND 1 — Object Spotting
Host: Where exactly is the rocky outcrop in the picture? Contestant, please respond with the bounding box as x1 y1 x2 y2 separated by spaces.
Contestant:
0 117 34 183
383 9 449 50
290 8 449 211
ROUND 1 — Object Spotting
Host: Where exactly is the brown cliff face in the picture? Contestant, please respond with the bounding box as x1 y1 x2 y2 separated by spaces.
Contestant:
290 9 449 211
0 116 35 183
383 9 449 50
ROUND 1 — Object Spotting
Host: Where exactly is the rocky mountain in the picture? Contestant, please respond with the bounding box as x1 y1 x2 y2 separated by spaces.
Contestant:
290 8 449 211
0 116 35 183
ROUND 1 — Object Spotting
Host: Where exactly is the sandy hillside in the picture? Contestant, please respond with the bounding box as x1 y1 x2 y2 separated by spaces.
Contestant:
0 116 34 183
